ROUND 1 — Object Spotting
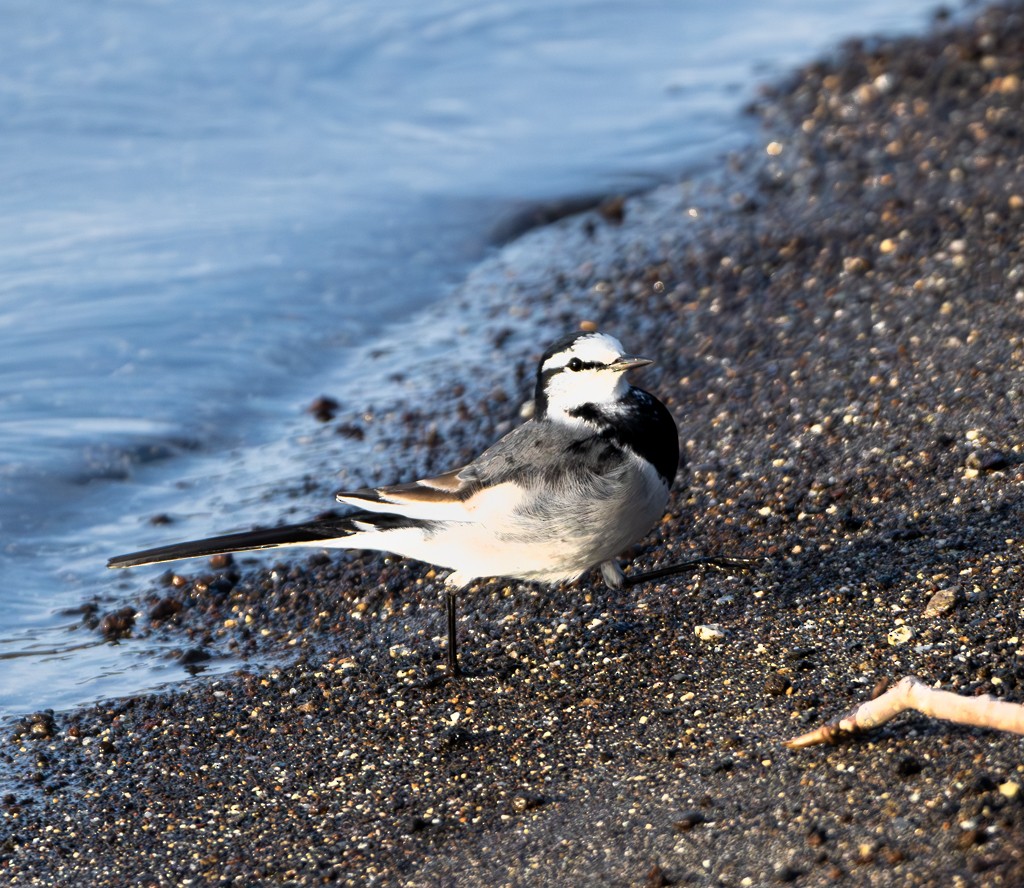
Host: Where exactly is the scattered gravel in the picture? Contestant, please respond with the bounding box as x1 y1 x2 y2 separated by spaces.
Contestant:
4 3 1024 885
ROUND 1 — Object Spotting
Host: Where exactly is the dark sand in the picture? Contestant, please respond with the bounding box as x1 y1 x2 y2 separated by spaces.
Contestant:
4 3 1024 885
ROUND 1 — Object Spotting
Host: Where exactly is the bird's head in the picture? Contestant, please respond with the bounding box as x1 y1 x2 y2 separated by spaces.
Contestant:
534 331 652 423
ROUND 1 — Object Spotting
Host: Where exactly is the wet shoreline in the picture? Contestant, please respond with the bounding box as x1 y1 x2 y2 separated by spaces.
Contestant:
5 3 1024 884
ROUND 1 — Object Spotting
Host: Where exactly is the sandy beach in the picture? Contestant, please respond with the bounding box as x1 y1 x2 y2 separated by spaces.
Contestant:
4 3 1024 885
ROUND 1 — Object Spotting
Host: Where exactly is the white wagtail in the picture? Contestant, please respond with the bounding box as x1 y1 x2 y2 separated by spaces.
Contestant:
110 331 748 674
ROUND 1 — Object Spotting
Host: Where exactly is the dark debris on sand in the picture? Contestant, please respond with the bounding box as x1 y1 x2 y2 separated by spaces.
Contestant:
4 3 1024 886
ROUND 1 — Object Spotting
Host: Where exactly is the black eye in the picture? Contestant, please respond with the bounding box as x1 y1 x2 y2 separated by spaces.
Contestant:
568 357 584 371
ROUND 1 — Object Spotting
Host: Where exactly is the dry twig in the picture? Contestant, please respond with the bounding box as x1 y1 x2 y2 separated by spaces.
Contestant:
785 675 1024 749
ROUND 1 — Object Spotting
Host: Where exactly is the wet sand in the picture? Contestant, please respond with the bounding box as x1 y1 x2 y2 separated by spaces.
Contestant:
4 3 1024 885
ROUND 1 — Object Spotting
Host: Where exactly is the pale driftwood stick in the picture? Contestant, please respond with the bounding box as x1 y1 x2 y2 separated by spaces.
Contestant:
785 675 1024 749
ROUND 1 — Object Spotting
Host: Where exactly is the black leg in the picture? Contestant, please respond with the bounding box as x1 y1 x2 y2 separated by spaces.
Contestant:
622 555 758 589
445 589 461 677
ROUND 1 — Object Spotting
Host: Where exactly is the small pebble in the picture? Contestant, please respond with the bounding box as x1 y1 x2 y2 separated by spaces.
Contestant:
179 647 212 666
149 597 183 621
887 625 913 646
764 674 791 697
965 450 1011 472
99 607 136 640
598 195 626 224
511 792 545 814
923 586 959 618
307 396 340 422
695 624 727 642
999 781 1020 800
673 810 708 832
645 863 670 888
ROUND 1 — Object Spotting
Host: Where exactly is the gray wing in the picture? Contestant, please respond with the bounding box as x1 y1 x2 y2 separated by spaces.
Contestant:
336 419 625 515
458 419 626 488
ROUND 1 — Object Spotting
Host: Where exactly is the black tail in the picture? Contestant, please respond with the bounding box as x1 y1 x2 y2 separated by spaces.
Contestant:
107 515 359 569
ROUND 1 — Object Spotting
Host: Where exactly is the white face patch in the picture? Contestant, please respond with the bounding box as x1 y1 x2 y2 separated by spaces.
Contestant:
541 333 635 422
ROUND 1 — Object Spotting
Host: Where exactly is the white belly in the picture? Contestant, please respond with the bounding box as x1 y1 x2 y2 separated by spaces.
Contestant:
339 453 670 587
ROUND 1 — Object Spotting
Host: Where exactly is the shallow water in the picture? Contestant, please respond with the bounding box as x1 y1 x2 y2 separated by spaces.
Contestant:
0 0 945 717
